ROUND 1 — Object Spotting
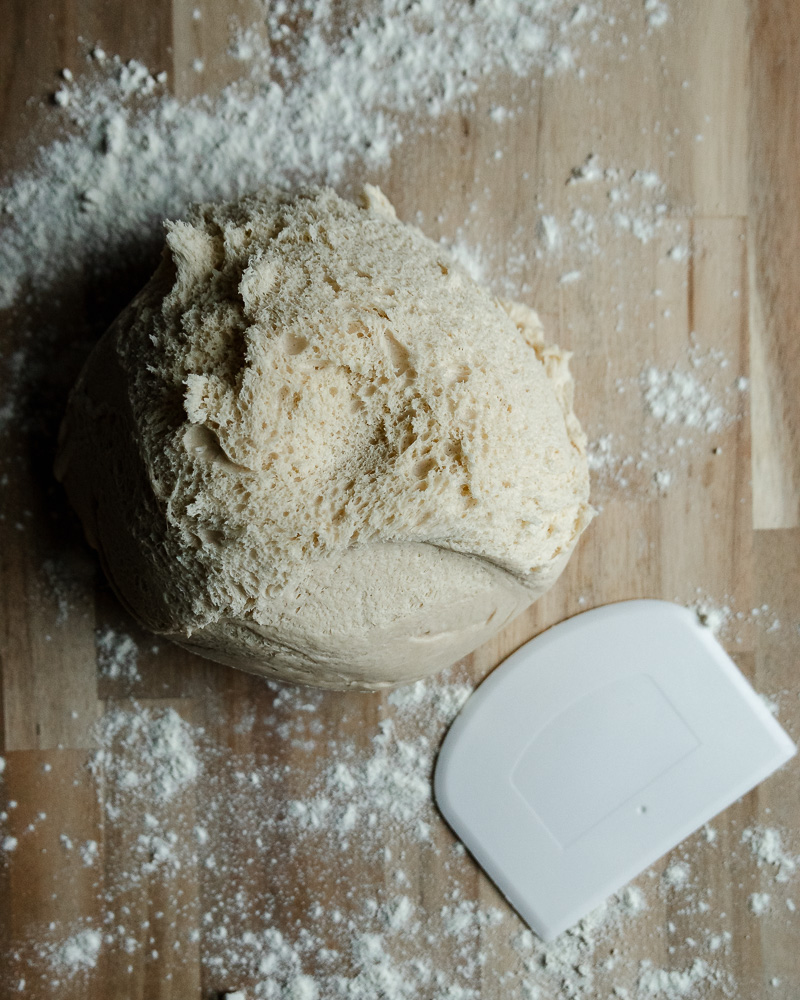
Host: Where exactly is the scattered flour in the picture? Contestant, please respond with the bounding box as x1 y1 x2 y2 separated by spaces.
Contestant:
387 678 471 721
51 929 102 976
536 155 670 261
693 601 731 637
663 862 690 888
286 679 473 844
586 337 747 501
748 892 771 916
611 169 668 244
79 840 98 867
644 1 670 30
587 434 617 473
538 214 562 252
440 235 487 285
667 244 689 262
581 344 746 501
96 627 140 683
0 1 794 997
39 559 78 626
586 434 637 490
653 469 672 493
642 367 727 433
569 153 604 184
638 958 717 998
89 706 199 804
742 827 798 884
759 693 780 716
618 885 648 915
2 663 787 998
0 0 605 315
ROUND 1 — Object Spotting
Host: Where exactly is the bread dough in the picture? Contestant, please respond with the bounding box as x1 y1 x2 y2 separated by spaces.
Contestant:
56 186 592 690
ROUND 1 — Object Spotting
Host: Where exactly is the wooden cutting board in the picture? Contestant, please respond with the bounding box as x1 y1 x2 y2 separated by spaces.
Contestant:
1 1 799 997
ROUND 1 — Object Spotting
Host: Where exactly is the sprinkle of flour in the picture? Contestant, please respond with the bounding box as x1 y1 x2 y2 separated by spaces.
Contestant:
653 469 672 493
96 627 140 683
663 862 690 888
534 159 671 268
587 434 617 473
644 1 670 30
693 601 731 637
0 0 605 315
577 339 746 502
79 840 98 866
569 153 604 184
289 680 472 842
51 929 103 975
637 958 718 998
89 706 199 804
1 663 787 997
749 892 771 916
618 886 647 915
538 214 562 251
642 366 727 433
742 827 798 884
668 244 689 262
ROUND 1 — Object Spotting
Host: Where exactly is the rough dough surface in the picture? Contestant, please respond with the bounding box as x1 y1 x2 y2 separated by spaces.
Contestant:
56 186 592 690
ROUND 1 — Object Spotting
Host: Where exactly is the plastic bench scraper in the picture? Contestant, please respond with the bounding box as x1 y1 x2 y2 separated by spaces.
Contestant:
434 600 795 941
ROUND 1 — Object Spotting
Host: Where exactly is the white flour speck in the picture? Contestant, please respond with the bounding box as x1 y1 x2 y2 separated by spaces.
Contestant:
538 214 562 252
693 601 730 636
663 862 690 888
749 892 771 916
569 153 603 184
90 706 199 803
96 626 140 683
79 840 99 866
642 367 727 433
638 958 715 998
742 827 798 884
668 245 689 261
644 1 670 29
51 928 103 975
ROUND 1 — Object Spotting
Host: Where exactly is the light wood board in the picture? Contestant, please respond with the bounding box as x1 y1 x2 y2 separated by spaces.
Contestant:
1 1 798 997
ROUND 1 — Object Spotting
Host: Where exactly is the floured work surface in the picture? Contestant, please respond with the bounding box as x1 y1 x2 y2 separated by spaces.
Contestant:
1 1 799 998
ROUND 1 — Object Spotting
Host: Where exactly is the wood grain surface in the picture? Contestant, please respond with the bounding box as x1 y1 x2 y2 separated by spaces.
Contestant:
1 1 798 998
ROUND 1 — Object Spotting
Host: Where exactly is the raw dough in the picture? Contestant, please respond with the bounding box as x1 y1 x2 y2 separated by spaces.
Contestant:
56 186 592 689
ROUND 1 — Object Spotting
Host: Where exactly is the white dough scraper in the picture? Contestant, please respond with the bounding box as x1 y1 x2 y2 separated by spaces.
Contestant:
434 600 795 941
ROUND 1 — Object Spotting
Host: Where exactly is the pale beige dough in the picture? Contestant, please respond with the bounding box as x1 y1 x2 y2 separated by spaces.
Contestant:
56 185 592 690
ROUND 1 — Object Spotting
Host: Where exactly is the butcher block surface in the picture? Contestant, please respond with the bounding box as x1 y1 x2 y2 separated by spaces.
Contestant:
1 1 799 997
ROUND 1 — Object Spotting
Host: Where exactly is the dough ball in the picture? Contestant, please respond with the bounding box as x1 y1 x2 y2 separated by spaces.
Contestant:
56 186 592 690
